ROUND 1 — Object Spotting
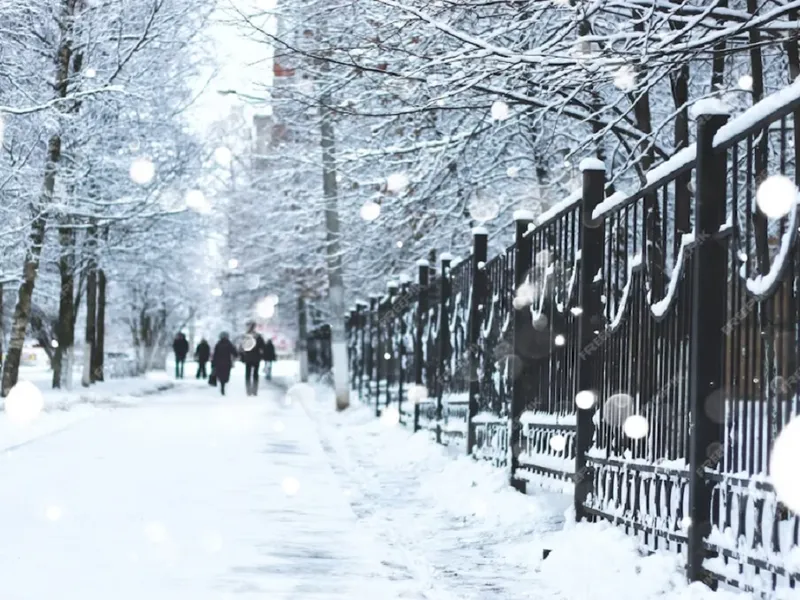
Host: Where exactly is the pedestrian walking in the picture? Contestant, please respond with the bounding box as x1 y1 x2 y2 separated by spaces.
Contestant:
195 338 210 379
263 338 277 380
172 332 189 379
211 332 237 396
240 321 266 396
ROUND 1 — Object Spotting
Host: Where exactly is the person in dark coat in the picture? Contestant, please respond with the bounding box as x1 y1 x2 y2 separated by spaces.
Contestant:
195 338 210 379
172 332 189 379
239 321 266 396
212 332 237 396
263 338 277 380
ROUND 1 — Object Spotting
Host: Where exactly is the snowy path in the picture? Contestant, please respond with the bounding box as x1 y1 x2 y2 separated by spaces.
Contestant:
0 369 428 600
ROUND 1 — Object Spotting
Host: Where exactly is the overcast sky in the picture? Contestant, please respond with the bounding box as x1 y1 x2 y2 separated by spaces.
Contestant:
189 0 276 132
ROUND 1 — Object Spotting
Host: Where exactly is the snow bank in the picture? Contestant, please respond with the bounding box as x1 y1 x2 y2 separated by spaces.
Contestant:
0 372 177 453
303 383 748 600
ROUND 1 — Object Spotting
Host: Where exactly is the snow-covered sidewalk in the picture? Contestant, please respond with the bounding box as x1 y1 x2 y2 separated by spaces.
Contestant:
301 385 746 600
0 366 431 600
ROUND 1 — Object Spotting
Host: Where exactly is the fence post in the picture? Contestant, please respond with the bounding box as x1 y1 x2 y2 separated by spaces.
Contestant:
687 109 728 584
386 282 399 410
575 160 606 522
368 295 379 411
435 254 452 445
355 301 367 399
398 276 411 419
375 293 387 417
510 210 534 490
467 228 489 456
414 259 429 432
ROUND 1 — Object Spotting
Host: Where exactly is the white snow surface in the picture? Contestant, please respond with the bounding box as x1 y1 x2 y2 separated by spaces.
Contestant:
299 383 748 600
0 362 748 599
579 157 605 172
690 98 730 117
513 209 535 221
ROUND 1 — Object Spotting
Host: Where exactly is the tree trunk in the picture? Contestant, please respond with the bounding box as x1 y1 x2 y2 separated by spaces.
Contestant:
319 89 349 410
298 293 309 382
82 245 97 387
1 0 78 397
95 267 106 381
53 224 75 389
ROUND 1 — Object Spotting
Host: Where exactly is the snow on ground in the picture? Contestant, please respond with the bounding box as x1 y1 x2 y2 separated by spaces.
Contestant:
0 364 434 600
299 382 748 600
0 367 176 454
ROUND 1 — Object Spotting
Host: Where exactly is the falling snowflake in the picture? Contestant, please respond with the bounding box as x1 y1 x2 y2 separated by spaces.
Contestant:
246 274 261 290
549 434 566 452
256 299 274 319
490 100 510 121
129 158 155 185
228 258 239 270
396 240 403 248
281 477 301 496
185 190 211 214
756 175 797 219
4 381 44 425
613 66 636 92
623 414 648 439
601 393 634 428
468 194 500 223
211 287 223 297
770 416 800 513
360 201 381 221
575 390 597 410
554 334 566 347
214 146 232 167
506 166 520 178
386 172 409 193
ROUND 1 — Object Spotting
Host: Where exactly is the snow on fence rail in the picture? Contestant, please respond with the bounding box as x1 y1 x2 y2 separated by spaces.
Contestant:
309 80 800 598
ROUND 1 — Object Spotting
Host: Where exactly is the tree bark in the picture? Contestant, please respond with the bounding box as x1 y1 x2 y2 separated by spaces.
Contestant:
297 293 309 382
95 266 106 381
82 227 97 387
53 224 76 389
319 84 349 409
1 0 79 396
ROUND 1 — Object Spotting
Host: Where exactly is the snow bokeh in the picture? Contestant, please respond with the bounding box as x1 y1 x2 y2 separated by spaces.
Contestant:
770 415 800 513
4 380 44 426
214 146 232 167
185 189 212 214
575 390 597 410
549 434 566 452
601 393 634 428
129 158 155 185
756 174 797 219
490 100 510 121
738 74 754 91
623 414 648 439
468 194 500 222
613 66 636 92
281 476 300 496
386 172 409 193
360 200 381 221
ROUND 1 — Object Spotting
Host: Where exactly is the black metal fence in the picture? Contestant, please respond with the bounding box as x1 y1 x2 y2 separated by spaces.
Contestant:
308 81 800 597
